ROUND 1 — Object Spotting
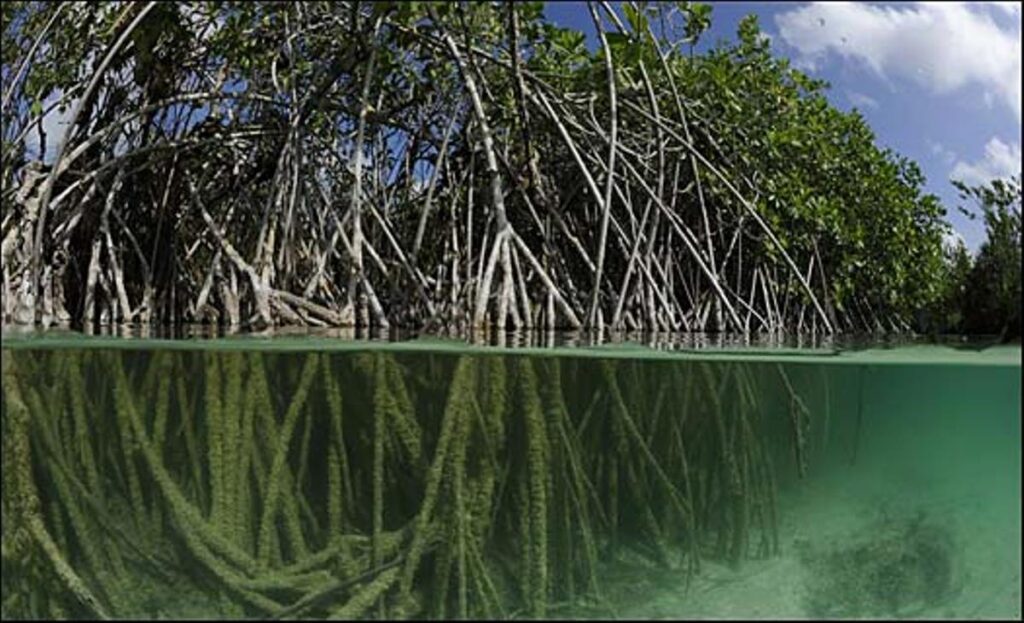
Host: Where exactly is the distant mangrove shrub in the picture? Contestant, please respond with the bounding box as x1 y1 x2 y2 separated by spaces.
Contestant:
920 175 1022 340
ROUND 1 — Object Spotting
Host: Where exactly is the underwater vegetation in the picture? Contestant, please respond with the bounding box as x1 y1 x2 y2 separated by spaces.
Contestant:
1 348 821 619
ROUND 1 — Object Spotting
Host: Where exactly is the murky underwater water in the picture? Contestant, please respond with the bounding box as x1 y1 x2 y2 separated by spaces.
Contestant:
1 341 1019 619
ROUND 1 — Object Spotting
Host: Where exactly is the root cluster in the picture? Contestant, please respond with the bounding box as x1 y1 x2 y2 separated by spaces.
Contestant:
2 347 814 619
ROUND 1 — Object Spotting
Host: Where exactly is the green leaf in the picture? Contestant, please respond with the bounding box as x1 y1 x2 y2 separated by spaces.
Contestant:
622 3 647 38
604 31 629 58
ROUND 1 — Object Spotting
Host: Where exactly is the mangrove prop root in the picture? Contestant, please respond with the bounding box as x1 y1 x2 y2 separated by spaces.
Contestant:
256 353 319 566
2 355 111 620
517 358 550 619
327 566 401 620
777 363 810 478
0 349 824 620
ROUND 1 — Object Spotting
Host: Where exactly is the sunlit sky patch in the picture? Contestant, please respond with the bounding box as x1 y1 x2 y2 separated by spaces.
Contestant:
545 1 1023 252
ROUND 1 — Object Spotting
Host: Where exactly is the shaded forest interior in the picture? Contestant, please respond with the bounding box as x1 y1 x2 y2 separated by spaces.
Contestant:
3 2 1018 336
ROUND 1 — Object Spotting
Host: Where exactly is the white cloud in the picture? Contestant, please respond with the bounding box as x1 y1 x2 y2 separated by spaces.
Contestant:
846 90 879 110
774 2 1022 122
950 137 1022 186
927 139 957 165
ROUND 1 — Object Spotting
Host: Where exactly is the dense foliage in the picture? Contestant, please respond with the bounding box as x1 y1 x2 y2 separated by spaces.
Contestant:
943 176 1021 339
0 1 978 334
918 175 1022 340
958 176 1022 339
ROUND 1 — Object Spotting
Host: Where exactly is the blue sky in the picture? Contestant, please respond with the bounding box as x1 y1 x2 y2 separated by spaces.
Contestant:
545 1 1023 252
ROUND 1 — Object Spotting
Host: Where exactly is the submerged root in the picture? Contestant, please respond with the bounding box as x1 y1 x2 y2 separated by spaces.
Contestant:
2 354 111 619
1 349 817 619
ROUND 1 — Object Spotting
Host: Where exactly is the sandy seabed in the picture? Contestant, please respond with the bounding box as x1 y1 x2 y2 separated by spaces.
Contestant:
564 448 1020 621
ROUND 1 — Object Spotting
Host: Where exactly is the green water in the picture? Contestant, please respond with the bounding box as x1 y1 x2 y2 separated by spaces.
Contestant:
0 339 1019 619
